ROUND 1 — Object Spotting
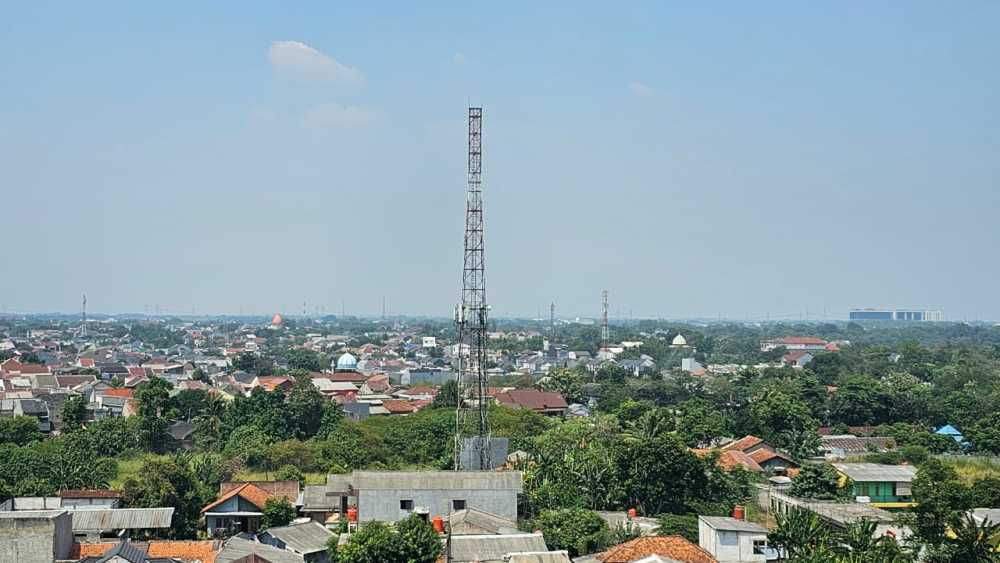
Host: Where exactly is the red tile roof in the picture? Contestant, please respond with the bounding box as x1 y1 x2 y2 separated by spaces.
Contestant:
598 536 717 563
720 435 764 453
202 483 271 513
59 489 120 499
383 399 416 414
495 389 568 412
101 388 135 398
749 448 797 466
71 541 218 563
773 337 827 345
219 480 299 503
718 450 763 472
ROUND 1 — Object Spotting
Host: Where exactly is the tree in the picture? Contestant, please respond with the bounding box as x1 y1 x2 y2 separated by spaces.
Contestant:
397 513 444 563
675 397 725 447
223 425 273 468
539 368 586 404
121 457 204 539
833 518 911 562
431 380 458 409
134 376 172 417
61 395 88 431
620 433 710 515
275 464 305 488
528 508 610 557
789 464 848 501
928 512 1000 563
968 413 1000 454
911 458 972 546
287 373 326 439
316 401 344 439
328 516 441 563
746 390 820 459
656 513 698 542
0 416 43 446
768 508 830 559
262 497 296 528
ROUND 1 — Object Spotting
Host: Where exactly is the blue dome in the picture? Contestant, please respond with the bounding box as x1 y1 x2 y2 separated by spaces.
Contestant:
335 352 358 371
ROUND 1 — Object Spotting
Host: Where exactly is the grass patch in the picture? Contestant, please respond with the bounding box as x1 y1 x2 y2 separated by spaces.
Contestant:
235 469 327 485
939 456 1000 485
110 454 169 489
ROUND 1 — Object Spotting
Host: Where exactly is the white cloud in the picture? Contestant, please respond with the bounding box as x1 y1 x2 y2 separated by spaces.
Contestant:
453 52 467 65
301 101 382 128
628 81 653 97
268 41 364 84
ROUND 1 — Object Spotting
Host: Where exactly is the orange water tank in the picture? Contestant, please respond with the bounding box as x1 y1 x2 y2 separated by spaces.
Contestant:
347 507 358 522
627 508 637 519
432 516 445 533
733 505 745 520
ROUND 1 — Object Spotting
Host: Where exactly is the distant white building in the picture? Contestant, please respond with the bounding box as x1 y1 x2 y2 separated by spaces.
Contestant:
698 516 773 562
421 336 437 348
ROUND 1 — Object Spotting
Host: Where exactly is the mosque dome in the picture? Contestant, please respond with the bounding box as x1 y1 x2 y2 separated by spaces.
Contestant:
335 352 358 372
271 313 284 326
672 334 687 346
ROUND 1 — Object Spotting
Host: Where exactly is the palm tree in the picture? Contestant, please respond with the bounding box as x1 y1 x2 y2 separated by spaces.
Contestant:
769 508 830 559
833 519 912 562
940 512 1000 563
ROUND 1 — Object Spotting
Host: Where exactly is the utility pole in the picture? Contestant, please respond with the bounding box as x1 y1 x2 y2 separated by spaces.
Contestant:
455 107 492 470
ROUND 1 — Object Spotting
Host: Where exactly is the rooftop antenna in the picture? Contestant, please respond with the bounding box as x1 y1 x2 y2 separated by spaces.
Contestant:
601 289 609 353
81 293 87 338
455 107 492 470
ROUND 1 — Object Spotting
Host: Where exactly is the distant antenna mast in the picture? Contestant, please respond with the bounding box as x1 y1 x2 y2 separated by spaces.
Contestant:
455 107 491 470
601 289 609 352
550 301 556 347
81 293 87 338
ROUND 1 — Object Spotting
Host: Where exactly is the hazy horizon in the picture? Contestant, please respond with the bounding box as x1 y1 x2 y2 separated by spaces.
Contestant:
2 3 997 320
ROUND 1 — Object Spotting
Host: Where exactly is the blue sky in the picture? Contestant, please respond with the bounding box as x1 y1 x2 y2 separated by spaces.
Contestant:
1 2 998 319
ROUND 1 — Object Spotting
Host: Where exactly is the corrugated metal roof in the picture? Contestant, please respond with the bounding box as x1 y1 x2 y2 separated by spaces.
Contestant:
831 463 917 483
260 521 332 554
446 508 519 535
448 533 547 563
351 470 523 491
69 507 175 531
505 551 572 563
216 536 304 563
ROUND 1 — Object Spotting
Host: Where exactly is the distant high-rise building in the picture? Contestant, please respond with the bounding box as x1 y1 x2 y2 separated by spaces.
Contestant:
849 308 943 322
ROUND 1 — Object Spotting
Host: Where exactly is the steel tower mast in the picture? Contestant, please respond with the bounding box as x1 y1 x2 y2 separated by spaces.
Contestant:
81 293 87 339
455 107 491 470
600 289 609 353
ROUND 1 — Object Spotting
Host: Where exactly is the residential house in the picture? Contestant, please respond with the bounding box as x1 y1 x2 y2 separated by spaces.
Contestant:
583 536 718 563
721 436 798 474
760 337 827 352
201 481 299 537
494 389 568 416
698 516 775 562
0 510 74 563
819 436 894 459
217 536 306 563
831 463 917 509
58 489 121 508
447 532 550 563
341 470 522 523
259 520 333 563
782 351 813 368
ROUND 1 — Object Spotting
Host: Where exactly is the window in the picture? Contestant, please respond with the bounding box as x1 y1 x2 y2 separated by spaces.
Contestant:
452 499 466 510
400 500 414 510
753 540 767 554
719 531 738 546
